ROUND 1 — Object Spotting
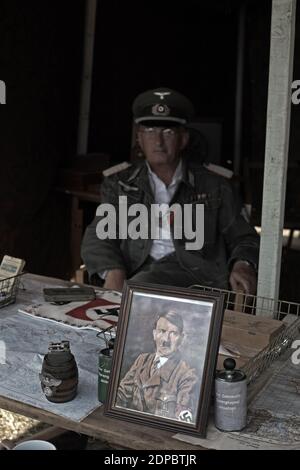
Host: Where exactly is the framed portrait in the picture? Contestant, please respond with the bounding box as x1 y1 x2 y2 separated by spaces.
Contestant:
104 282 225 437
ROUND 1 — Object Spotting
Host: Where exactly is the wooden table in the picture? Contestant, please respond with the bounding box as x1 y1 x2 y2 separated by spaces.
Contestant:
0 274 202 451
3 274 295 450
0 395 202 450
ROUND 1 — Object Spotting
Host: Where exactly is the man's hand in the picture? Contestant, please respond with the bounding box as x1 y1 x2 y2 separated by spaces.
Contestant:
229 261 257 295
103 269 126 292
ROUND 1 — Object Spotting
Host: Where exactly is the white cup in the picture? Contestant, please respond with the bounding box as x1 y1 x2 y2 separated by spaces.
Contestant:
13 440 56 450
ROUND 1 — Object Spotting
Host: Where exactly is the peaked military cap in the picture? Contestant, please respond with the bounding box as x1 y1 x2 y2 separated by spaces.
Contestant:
132 87 195 126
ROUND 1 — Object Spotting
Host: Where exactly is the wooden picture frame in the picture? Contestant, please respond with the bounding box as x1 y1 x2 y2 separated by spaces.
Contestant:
104 281 225 437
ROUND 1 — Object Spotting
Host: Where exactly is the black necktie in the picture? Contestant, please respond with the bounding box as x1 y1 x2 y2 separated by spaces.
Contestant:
151 357 160 375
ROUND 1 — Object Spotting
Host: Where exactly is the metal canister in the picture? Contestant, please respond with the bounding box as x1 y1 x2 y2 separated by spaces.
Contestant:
40 340 78 403
214 358 247 432
98 339 114 404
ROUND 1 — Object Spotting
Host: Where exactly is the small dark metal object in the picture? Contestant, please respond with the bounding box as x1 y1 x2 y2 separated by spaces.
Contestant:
40 341 78 403
43 287 95 302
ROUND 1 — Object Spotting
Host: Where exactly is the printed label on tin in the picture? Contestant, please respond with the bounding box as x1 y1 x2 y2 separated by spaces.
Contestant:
98 366 110 385
214 380 247 431
98 354 112 403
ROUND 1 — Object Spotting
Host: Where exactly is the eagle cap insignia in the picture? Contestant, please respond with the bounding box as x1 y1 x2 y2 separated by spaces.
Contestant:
152 103 170 116
154 91 171 100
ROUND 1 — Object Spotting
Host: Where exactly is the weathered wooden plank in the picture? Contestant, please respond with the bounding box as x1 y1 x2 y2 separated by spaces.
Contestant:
257 0 296 312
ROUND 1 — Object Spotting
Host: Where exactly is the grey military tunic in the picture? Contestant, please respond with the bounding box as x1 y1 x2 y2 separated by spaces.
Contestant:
81 160 259 288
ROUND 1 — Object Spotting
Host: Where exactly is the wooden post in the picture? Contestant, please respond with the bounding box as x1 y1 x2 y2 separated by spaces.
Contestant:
233 2 247 177
257 0 296 315
77 0 98 155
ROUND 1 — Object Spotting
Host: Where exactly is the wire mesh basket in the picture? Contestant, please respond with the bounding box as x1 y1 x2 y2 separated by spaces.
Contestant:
191 284 300 385
0 272 24 308
96 324 117 349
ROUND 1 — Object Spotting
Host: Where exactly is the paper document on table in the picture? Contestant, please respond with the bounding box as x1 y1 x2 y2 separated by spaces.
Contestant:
174 349 300 450
0 313 105 421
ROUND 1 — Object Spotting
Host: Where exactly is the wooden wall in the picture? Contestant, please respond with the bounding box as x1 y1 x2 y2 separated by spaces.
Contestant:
0 1 85 278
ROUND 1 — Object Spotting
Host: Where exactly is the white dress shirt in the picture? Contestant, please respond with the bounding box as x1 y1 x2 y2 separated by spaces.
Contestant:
147 160 183 260
152 354 169 370
99 160 183 279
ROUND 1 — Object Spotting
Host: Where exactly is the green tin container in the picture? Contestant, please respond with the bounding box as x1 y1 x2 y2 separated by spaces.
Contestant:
98 347 113 404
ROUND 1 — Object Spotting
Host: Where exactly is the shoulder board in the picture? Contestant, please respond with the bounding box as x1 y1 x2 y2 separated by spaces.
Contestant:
203 163 233 179
103 162 132 178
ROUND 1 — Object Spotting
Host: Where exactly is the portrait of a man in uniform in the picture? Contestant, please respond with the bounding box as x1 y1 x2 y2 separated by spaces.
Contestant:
106 282 224 435
116 310 199 423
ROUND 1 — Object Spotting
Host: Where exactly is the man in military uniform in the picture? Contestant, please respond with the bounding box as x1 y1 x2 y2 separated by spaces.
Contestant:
116 311 198 422
81 87 259 292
